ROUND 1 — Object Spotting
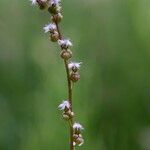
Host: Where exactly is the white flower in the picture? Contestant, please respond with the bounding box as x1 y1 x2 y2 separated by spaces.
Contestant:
68 62 82 70
73 123 84 130
58 39 73 48
30 0 37 5
58 100 70 110
30 0 49 5
43 23 56 33
50 0 61 5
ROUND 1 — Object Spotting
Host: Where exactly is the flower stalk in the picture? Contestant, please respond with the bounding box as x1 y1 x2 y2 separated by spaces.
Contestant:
30 0 84 149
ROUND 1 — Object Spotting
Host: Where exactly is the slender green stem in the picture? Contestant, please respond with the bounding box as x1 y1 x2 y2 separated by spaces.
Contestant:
54 20 74 150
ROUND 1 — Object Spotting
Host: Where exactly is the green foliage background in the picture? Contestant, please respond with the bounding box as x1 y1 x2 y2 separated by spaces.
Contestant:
0 0 150 150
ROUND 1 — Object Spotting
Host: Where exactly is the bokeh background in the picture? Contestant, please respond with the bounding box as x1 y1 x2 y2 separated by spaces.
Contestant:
0 0 150 150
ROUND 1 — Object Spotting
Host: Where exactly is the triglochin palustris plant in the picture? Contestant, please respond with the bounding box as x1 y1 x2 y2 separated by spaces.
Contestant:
30 0 84 149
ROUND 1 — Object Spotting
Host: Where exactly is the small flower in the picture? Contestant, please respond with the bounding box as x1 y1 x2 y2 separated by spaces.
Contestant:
58 39 73 49
50 0 61 5
73 123 84 135
58 100 70 110
73 122 84 131
30 0 37 5
43 23 56 33
68 62 82 70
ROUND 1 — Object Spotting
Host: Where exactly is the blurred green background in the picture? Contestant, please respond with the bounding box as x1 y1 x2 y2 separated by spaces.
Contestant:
0 0 150 150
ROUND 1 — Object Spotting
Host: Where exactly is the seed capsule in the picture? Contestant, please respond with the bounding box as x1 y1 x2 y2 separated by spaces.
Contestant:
50 31 59 42
48 5 61 14
73 134 78 140
60 49 72 60
51 13 63 23
70 72 80 82
65 110 74 118
75 137 84 146
62 114 70 120
70 111 74 118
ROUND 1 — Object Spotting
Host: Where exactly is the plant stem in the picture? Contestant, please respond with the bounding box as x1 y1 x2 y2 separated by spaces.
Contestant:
54 21 74 150
64 59 74 150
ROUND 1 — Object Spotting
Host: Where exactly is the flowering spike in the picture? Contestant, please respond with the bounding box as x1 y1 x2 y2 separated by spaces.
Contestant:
30 0 85 147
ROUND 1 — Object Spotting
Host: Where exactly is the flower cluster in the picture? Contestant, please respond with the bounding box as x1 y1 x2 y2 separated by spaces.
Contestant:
30 0 62 41
58 100 74 120
68 62 82 82
42 0 63 42
31 0 82 82
30 0 84 148
73 123 84 146
58 101 84 146
59 39 73 60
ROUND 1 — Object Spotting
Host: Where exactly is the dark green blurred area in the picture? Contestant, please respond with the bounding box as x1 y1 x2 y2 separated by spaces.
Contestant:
0 0 150 150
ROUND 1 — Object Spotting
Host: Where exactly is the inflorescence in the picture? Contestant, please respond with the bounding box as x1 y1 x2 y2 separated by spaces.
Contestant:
30 0 84 148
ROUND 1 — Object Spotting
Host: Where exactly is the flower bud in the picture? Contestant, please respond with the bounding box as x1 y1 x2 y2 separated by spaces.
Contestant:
65 110 74 118
66 109 71 115
73 134 78 140
70 72 80 82
73 134 84 147
74 129 81 135
62 114 70 120
48 5 61 14
51 13 63 23
75 137 84 146
60 49 72 60
70 111 74 118
37 0 47 9
50 31 59 42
